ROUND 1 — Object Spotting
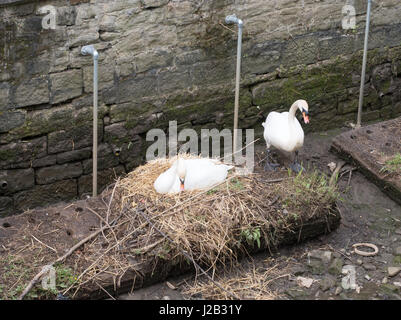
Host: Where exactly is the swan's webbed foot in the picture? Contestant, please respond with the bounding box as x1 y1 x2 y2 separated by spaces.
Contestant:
289 150 305 173
289 162 304 173
264 161 280 172
264 148 280 171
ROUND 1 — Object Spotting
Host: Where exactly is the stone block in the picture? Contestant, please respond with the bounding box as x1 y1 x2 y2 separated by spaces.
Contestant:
0 137 47 169
48 122 103 154
135 49 174 73
252 78 289 108
118 74 158 103
36 162 83 185
191 59 235 86
32 155 57 168
104 122 130 144
157 67 191 94
109 101 157 126
56 148 92 164
99 14 117 32
0 111 26 133
67 23 99 48
14 179 78 212
0 168 34 195
50 69 83 104
338 99 358 115
14 77 49 107
4 105 75 142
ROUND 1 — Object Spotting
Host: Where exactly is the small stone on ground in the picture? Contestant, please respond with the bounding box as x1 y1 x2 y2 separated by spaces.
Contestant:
388 266 401 277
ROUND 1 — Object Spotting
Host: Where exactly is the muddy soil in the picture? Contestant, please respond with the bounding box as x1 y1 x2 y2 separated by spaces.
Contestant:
120 126 401 300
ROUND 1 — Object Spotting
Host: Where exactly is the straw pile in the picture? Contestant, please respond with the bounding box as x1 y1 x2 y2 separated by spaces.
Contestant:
182 261 289 300
54 155 339 298
108 156 289 267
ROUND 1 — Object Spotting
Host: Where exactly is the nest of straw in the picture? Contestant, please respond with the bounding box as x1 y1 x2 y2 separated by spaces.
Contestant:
54 155 339 298
111 156 286 266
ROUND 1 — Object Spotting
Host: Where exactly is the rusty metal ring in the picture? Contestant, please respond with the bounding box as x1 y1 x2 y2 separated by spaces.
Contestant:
352 243 379 257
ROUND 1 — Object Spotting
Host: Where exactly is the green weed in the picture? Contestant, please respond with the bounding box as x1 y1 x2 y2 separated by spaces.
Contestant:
380 153 401 174
241 227 261 249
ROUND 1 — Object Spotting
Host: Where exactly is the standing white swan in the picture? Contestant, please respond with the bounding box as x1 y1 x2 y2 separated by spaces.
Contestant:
262 99 310 172
154 158 234 194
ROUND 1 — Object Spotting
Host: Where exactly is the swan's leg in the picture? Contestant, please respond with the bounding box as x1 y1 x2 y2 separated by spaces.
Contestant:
264 148 280 171
289 150 303 173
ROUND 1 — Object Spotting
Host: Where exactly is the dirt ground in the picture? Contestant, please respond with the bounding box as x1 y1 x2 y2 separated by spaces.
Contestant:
120 126 401 300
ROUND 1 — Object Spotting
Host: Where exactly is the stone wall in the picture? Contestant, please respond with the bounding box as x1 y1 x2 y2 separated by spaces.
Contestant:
1 0 401 216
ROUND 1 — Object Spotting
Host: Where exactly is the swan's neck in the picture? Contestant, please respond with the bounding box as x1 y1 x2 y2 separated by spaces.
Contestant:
176 159 186 179
288 101 299 120
288 101 299 130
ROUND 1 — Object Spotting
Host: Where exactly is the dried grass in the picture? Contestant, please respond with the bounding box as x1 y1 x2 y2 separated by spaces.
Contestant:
63 155 338 298
1 154 339 300
182 260 290 300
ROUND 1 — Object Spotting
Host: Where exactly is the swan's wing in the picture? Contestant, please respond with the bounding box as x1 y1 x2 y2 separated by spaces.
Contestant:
154 166 178 194
263 112 290 149
185 162 230 190
185 159 234 171
262 112 278 129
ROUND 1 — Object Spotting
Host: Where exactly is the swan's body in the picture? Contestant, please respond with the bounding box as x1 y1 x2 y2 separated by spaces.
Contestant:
154 158 233 194
263 111 305 153
262 99 309 172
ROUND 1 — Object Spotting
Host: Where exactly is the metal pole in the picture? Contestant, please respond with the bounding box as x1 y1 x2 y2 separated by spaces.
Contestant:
356 0 372 129
233 23 243 157
93 54 98 197
81 45 99 197
225 14 243 158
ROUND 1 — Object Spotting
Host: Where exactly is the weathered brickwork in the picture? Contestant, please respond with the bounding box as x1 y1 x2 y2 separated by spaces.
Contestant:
1 0 401 215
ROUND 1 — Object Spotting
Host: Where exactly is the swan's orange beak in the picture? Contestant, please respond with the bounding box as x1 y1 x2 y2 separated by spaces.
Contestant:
302 112 309 124
179 178 185 191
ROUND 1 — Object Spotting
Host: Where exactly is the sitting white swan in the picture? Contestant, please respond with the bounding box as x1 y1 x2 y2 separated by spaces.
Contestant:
154 158 233 194
262 99 310 172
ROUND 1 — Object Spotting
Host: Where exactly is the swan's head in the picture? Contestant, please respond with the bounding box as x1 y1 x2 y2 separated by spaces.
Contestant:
297 100 309 124
176 158 186 191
